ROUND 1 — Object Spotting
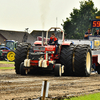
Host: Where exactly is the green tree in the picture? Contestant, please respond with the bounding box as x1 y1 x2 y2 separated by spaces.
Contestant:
62 0 98 39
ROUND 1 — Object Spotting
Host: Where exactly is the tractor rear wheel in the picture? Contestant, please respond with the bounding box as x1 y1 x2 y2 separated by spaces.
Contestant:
73 45 92 76
60 45 74 76
15 43 30 74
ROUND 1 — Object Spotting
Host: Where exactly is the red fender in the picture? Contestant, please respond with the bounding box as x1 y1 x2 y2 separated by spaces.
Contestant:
62 42 72 46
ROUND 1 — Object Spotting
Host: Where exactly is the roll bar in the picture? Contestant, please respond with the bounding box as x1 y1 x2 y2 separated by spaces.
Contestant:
45 27 64 44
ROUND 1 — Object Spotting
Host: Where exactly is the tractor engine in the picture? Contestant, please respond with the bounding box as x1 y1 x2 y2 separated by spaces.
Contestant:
25 45 56 68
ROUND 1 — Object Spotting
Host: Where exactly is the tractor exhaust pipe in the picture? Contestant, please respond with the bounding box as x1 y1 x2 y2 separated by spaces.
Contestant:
42 31 44 46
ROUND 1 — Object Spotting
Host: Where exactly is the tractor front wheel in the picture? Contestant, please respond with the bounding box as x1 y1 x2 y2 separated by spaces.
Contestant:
54 64 62 77
20 62 28 75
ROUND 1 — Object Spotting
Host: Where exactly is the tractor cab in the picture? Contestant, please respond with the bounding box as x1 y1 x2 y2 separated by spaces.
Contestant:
5 40 18 50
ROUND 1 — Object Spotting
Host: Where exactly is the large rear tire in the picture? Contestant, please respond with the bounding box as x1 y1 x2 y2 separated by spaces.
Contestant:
73 45 92 76
60 45 74 76
15 43 30 74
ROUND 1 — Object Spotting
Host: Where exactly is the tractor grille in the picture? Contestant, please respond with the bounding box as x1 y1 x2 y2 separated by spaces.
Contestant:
34 46 45 51
29 52 44 60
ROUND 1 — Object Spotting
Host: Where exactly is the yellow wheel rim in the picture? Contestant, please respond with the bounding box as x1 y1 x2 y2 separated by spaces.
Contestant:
7 51 15 61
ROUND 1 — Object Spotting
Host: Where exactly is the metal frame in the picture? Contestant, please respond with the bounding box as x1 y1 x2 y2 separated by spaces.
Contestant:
45 27 64 44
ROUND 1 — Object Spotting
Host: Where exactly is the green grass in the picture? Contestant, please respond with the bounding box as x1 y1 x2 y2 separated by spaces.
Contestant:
0 61 14 69
64 93 100 100
0 61 14 64
0 67 14 69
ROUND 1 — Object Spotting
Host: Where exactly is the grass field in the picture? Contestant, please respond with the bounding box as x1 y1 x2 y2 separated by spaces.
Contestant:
0 61 14 64
0 61 14 69
0 67 14 69
65 92 100 100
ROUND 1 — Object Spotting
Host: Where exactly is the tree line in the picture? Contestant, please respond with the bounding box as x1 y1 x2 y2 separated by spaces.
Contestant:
62 0 100 39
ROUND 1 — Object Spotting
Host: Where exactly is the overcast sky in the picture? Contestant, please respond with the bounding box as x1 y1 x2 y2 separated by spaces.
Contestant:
0 0 99 32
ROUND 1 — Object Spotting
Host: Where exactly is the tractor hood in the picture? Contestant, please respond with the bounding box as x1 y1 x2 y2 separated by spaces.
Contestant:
33 45 55 52
45 45 55 51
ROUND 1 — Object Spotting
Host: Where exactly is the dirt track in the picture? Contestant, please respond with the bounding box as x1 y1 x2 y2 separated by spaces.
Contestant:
0 63 14 67
0 70 100 100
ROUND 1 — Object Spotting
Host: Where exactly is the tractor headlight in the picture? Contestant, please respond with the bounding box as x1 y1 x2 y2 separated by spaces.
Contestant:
47 51 55 54
52 51 54 54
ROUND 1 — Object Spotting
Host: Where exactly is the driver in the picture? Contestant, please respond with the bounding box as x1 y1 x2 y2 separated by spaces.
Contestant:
49 33 58 56
48 33 58 45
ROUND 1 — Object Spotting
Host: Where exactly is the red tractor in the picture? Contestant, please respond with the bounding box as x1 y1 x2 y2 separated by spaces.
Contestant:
14 27 91 76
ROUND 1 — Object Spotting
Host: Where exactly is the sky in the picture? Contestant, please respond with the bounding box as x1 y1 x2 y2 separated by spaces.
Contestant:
0 0 100 32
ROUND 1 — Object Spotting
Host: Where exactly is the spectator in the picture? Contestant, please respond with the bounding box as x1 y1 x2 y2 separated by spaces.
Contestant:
84 28 92 39
94 28 100 36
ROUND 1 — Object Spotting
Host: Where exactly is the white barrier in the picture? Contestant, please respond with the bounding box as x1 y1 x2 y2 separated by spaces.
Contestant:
41 80 49 100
